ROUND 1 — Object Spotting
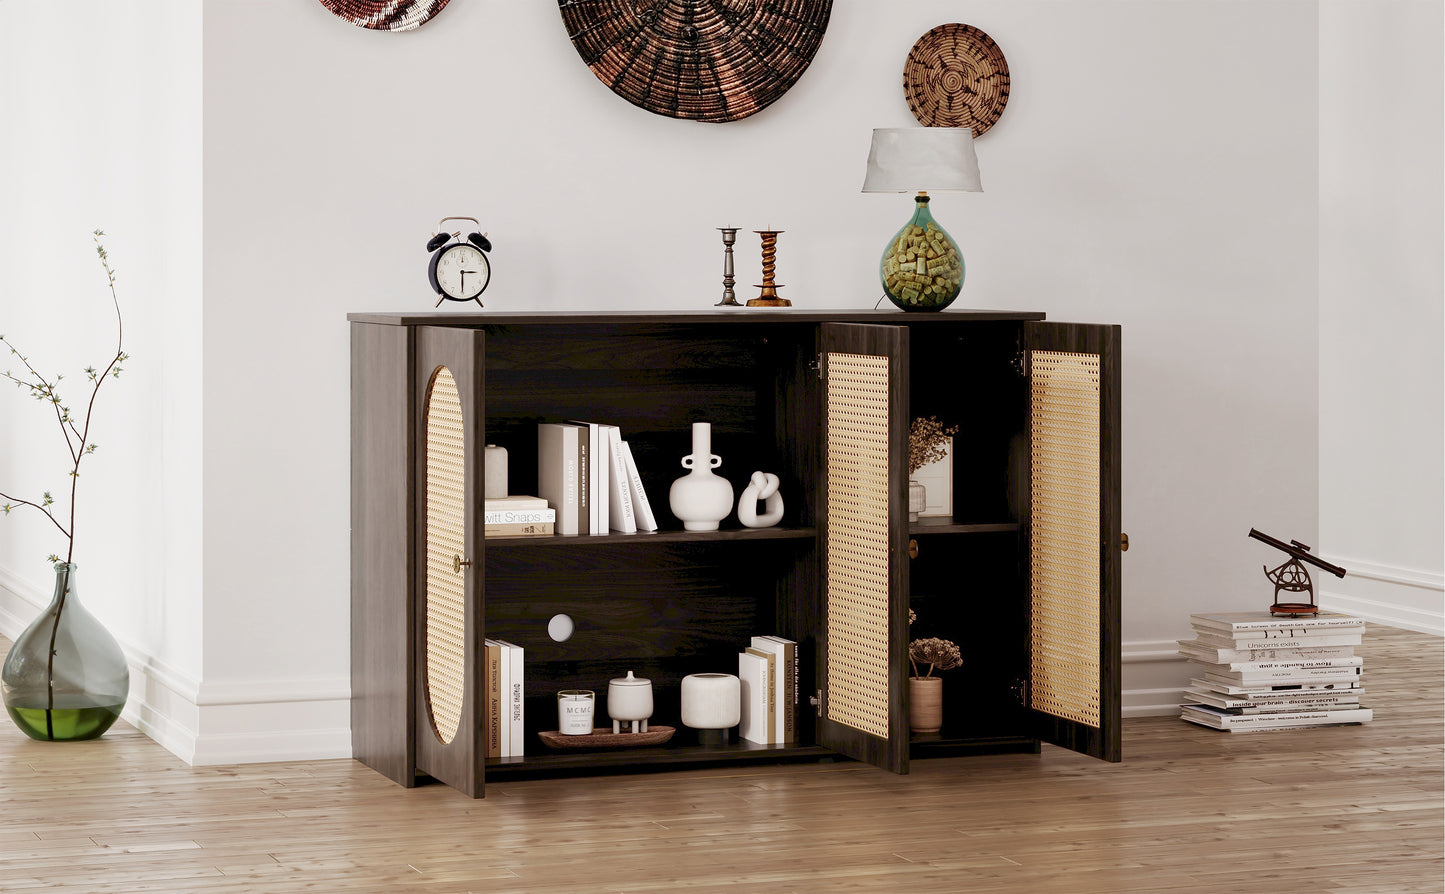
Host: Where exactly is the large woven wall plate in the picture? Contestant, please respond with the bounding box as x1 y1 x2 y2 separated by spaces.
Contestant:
559 0 834 123
904 23 1010 136
319 0 451 32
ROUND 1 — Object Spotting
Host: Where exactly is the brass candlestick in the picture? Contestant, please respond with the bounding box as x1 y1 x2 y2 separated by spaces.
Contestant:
716 227 740 306
748 229 790 307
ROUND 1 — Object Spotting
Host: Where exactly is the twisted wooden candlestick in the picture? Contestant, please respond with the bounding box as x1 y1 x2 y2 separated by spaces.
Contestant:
747 230 790 307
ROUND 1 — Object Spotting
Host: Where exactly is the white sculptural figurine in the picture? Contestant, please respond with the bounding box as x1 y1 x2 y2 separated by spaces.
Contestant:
737 471 784 528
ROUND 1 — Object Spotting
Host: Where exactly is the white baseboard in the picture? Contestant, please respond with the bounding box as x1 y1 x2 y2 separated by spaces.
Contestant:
1321 557 1444 636
0 563 351 766
1122 640 1190 717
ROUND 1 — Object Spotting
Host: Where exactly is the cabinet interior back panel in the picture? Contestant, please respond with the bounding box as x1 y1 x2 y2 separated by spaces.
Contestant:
823 352 891 740
1028 350 1101 728
481 324 795 518
485 543 800 702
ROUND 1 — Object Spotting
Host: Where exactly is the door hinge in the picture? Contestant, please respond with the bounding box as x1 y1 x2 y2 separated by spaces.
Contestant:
812 352 825 380
810 689 824 717
1012 677 1030 707
1013 332 1029 377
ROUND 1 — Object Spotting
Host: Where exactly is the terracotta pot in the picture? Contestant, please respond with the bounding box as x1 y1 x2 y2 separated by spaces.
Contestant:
909 676 943 733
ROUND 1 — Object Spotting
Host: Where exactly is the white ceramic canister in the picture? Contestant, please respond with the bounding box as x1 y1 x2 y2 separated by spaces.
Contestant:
607 670 654 734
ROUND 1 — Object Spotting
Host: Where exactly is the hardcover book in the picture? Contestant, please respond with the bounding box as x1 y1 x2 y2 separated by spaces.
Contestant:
1180 703 1373 731
494 639 525 758
738 650 773 745
604 425 636 533
750 635 796 744
1189 655 1363 674
620 440 659 532
1189 611 1365 634
484 495 550 511
484 639 502 759
567 420 608 535
1177 640 1357 663
537 423 582 536
483 508 556 525
1191 630 1363 649
484 521 554 538
1183 687 1362 713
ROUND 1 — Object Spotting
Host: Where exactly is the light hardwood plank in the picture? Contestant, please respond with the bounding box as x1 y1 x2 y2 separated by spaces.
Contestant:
0 624 1438 893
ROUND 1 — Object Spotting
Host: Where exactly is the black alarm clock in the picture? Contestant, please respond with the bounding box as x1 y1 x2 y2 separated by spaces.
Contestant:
426 216 492 308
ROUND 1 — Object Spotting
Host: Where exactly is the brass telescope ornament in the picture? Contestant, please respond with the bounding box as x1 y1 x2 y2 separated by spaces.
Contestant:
1248 528 1347 617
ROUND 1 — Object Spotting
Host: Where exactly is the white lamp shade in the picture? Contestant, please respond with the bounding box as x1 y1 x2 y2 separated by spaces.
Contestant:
861 127 982 193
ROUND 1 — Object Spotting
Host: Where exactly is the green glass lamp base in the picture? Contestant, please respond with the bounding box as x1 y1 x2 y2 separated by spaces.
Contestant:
880 194 965 312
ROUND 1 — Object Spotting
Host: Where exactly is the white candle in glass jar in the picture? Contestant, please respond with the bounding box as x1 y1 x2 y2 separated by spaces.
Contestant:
557 690 594 735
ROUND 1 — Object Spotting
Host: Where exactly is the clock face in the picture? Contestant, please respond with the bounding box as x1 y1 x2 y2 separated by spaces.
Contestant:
435 243 489 300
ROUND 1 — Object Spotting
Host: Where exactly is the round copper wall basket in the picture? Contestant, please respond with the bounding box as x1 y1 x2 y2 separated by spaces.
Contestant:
559 0 834 122
904 23 1010 136
318 0 451 32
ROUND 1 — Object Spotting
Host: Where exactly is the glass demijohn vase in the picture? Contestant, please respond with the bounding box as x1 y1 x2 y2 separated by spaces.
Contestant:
880 194 964 312
2 563 129 741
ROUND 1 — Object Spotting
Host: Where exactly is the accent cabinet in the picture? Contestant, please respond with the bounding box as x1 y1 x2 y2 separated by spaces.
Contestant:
349 309 1122 798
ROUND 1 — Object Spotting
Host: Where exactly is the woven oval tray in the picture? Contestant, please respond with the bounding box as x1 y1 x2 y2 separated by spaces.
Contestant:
538 725 676 750
904 22 1010 136
559 0 834 122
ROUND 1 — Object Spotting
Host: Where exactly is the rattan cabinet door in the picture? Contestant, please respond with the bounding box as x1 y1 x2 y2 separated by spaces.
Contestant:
816 323 910 774
413 326 487 796
1023 322 1122 762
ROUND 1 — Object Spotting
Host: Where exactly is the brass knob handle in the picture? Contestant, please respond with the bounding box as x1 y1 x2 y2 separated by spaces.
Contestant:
452 555 472 573
1120 533 1129 552
908 539 919 560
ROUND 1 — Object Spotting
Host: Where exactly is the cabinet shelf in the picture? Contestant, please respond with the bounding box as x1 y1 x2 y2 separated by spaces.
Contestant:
485 525 818 548
485 740 834 780
909 519 1020 535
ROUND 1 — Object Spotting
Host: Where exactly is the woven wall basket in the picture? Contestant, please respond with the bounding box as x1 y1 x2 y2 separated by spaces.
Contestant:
318 0 451 32
559 0 834 122
904 23 1010 136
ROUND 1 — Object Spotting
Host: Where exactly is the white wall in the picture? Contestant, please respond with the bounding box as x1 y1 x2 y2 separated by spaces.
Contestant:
1319 0 1445 634
0 2 204 755
202 0 1323 738
6 1 1433 762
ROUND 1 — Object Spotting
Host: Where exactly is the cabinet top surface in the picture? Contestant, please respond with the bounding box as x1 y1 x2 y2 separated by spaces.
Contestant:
348 308 1048 326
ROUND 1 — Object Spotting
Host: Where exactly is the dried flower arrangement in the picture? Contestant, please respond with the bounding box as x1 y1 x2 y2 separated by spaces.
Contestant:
908 609 962 678
909 415 958 475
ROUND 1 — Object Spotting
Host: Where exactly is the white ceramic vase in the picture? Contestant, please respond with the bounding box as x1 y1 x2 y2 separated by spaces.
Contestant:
668 422 734 531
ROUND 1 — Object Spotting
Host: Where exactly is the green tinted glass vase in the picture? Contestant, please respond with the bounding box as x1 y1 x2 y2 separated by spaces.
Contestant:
2 564 129 741
880 194 964 312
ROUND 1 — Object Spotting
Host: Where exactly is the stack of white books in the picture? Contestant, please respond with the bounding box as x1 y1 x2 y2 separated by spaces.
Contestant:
1178 611 1372 732
537 421 658 536
738 635 798 746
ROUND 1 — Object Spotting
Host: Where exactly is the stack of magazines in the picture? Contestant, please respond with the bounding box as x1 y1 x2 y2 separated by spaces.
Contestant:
1178 611 1372 731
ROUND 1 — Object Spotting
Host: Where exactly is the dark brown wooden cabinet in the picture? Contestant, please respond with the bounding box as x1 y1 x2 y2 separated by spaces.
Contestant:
350 310 1121 798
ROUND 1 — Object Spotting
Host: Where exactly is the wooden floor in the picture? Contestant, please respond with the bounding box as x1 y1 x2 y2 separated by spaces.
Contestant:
0 625 1439 893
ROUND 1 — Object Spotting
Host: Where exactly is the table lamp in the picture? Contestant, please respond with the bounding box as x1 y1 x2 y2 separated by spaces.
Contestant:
861 127 982 312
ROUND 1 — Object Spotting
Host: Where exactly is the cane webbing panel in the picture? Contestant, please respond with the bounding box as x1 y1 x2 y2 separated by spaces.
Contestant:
823 352 891 739
423 366 466 745
1029 351 1101 728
